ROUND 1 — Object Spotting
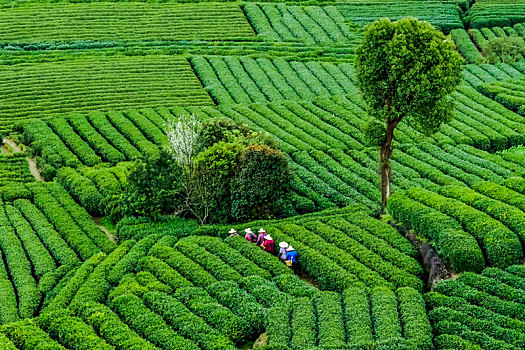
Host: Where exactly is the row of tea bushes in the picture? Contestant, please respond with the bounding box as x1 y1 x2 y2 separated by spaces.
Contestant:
1 54 213 126
467 1 525 29
389 186 524 271
0 3 255 44
0 182 114 323
244 3 357 43
56 163 131 216
267 287 432 350
426 265 525 349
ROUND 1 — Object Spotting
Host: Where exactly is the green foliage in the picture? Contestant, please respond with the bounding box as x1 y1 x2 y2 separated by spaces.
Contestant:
388 192 485 272
266 304 291 350
28 182 102 260
481 37 525 64
1 319 66 350
290 297 316 350
244 3 357 44
198 117 277 151
468 2 525 29
56 167 104 216
174 286 251 344
193 141 244 222
343 287 373 346
363 120 386 147
110 293 200 350
406 186 523 269
224 235 292 277
239 276 293 307
121 149 183 220
231 144 293 221
316 291 345 349
2 54 214 128
355 17 464 134
397 287 433 350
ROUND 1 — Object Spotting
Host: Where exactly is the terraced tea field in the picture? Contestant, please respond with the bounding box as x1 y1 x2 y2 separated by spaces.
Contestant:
1 0 525 349
0 54 213 132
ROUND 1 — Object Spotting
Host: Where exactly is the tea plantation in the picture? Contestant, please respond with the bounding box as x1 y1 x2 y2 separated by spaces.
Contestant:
0 0 525 349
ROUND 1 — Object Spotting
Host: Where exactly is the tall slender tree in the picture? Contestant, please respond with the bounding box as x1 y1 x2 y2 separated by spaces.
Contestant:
354 17 464 211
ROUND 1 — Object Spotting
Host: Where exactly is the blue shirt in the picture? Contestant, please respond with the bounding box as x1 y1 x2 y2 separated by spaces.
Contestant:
286 250 298 263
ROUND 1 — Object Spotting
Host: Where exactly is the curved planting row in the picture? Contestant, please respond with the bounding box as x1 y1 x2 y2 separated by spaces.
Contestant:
56 162 132 216
9 233 311 348
284 140 525 213
22 109 168 177
452 26 525 64
0 225 432 349
0 181 115 323
426 265 525 349
224 211 422 292
389 185 525 272
468 1 525 29
337 2 463 33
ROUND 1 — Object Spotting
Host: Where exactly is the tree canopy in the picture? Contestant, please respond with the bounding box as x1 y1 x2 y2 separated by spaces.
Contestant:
354 17 464 210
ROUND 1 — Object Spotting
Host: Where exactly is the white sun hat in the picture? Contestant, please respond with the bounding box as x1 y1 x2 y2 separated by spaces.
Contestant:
265 235 273 241
279 241 289 248
229 228 237 234
259 228 266 233
245 228 253 233
287 246 295 251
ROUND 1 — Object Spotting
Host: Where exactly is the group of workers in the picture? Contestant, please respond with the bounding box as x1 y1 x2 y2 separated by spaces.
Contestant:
229 227 298 268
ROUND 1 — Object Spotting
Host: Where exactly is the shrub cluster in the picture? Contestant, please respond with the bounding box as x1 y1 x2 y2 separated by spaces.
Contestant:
239 276 292 307
5 204 55 277
28 182 100 260
316 291 346 349
187 236 271 279
14 198 80 267
0 225 41 319
175 238 242 282
224 235 291 277
108 234 161 284
450 29 484 64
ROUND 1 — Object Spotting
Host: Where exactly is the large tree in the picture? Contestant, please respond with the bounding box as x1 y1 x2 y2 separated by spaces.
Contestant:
354 17 464 211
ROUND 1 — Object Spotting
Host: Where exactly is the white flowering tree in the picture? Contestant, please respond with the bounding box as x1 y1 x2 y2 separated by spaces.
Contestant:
165 114 210 224
166 113 199 171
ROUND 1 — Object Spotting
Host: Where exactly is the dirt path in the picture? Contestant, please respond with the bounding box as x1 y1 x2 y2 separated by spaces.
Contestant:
297 270 321 289
93 217 118 244
27 158 43 181
3 138 22 153
2 138 43 181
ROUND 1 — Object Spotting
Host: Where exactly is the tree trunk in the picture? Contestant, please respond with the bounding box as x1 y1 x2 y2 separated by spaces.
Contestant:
380 119 397 212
